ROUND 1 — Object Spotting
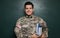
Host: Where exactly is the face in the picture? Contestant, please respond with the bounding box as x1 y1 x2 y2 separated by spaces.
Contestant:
25 5 34 15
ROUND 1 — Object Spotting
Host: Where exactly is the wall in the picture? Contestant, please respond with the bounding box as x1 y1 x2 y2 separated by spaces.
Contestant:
0 0 60 38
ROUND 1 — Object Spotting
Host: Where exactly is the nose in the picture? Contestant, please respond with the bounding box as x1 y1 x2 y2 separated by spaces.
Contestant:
27 9 30 12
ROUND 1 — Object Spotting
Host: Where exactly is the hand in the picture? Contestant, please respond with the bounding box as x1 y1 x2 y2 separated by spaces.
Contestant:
37 33 46 38
41 33 45 38
31 34 38 38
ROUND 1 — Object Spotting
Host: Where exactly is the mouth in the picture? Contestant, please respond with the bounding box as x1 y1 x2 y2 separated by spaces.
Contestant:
27 11 31 13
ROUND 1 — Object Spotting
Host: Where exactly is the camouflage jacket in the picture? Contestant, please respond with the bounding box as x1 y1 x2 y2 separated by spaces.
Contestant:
14 15 48 38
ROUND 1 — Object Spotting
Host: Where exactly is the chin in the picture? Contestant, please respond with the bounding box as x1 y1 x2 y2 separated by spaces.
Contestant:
27 14 31 15
27 13 32 15
26 12 32 15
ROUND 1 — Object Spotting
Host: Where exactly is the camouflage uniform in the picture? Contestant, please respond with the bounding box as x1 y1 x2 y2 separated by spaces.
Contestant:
14 15 48 38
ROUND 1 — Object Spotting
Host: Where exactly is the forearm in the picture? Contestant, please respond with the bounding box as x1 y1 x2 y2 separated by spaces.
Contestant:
37 27 48 38
42 27 48 38
14 27 20 37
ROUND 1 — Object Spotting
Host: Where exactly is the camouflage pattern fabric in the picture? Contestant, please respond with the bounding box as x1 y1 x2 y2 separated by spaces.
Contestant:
14 15 48 38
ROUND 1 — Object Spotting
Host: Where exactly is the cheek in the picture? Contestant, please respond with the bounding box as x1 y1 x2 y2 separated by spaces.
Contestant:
30 9 33 12
25 9 28 12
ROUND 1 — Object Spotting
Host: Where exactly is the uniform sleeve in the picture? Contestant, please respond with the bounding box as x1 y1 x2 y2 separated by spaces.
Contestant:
39 18 48 38
14 19 21 37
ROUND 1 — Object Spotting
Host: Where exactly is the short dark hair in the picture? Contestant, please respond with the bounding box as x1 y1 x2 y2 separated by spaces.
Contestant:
24 1 34 8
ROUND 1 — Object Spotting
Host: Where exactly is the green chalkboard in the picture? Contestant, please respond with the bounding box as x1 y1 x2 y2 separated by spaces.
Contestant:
0 0 60 38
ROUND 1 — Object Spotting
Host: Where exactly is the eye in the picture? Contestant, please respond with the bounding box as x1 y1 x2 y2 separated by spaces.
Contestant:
30 8 32 9
26 8 28 9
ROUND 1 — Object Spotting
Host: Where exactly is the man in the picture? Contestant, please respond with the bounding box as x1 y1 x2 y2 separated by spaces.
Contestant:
14 1 48 38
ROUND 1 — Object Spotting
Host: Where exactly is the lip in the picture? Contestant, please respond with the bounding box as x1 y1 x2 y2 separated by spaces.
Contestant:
27 11 31 13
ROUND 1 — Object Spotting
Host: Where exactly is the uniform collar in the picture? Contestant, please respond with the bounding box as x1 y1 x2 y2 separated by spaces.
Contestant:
25 15 33 18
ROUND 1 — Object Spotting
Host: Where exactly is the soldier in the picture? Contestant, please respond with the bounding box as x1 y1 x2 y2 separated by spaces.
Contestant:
14 1 48 38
